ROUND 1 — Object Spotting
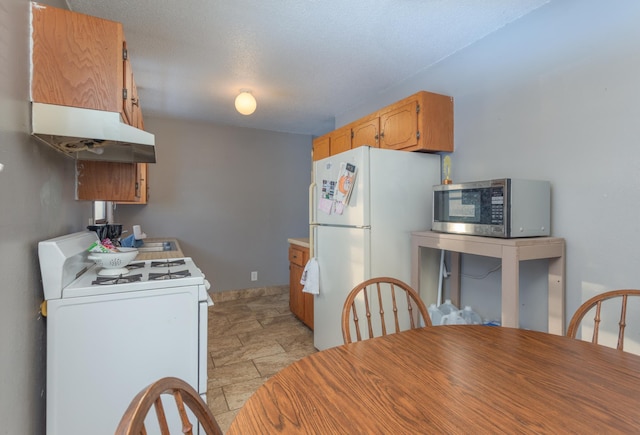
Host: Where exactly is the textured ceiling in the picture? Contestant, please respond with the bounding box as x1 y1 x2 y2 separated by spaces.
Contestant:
65 0 550 136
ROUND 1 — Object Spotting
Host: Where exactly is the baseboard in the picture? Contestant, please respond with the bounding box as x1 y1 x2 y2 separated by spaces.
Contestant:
209 285 288 303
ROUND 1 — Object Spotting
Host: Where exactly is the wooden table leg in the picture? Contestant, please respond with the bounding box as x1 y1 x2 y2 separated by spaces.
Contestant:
411 238 421 298
449 252 461 308
501 246 519 328
548 251 566 335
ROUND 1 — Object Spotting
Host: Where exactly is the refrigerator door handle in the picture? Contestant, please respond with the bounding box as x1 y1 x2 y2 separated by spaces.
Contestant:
309 182 317 257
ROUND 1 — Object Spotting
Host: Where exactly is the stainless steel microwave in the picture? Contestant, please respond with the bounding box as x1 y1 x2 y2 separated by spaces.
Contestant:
432 178 550 238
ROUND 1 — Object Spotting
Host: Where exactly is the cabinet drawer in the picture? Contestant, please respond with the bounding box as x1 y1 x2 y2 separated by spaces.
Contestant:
289 246 308 267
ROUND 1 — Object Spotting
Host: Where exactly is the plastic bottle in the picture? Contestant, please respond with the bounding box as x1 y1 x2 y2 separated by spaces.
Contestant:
441 310 466 325
427 304 443 326
461 306 483 325
438 299 458 315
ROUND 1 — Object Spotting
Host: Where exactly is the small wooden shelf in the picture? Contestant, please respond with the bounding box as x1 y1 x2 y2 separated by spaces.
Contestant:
411 231 566 334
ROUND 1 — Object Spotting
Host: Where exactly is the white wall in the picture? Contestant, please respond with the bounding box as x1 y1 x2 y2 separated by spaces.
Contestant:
0 0 90 433
116 117 312 292
337 0 640 338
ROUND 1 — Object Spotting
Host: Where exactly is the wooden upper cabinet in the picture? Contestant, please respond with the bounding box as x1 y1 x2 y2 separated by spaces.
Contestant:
313 90 453 160
77 161 147 203
312 126 352 162
352 115 380 149
379 91 453 152
313 135 331 161
32 3 151 204
329 126 352 155
31 2 123 113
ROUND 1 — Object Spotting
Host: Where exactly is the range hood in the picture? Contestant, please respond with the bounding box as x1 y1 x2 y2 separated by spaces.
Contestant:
31 102 156 163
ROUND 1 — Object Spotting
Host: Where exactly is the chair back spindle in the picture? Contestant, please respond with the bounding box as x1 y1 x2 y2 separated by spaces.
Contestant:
342 277 431 344
567 289 640 351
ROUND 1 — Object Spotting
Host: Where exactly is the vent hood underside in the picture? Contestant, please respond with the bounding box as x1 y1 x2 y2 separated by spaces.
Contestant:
31 103 156 163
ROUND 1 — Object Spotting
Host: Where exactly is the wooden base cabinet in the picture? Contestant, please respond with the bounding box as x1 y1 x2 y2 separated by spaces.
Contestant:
289 244 314 330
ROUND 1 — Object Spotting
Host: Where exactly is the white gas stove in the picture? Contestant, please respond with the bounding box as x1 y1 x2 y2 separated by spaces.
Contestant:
63 257 209 297
39 231 212 435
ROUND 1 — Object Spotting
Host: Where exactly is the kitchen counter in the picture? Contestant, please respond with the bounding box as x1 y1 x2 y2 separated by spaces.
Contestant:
135 238 185 260
287 237 309 248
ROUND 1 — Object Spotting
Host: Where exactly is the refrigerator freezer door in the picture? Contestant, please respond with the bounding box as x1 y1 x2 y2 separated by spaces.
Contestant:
313 225 370 350
313 147 370 227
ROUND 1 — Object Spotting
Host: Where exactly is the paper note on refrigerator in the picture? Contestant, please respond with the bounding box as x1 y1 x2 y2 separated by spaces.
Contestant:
318 198 333 214
318 179 336 215
334 163 357 206
321 179 336 200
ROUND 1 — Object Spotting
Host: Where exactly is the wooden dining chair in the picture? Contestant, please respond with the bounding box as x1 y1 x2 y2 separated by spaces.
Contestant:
114 376 223 435
341 277 431 344
567 289 640 351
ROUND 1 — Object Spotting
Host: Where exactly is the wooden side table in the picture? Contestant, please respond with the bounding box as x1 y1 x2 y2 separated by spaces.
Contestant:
411 231 565 334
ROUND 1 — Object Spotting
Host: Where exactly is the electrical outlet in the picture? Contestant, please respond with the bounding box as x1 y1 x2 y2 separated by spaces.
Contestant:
251 271 258 281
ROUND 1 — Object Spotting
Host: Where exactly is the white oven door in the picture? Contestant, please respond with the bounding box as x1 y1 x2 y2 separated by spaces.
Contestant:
47 285 200 435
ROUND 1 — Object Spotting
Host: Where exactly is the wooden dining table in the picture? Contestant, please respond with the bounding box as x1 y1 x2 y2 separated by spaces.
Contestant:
227 326 640 434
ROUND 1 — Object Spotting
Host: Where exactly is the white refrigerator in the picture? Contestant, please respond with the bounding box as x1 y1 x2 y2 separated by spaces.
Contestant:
310 146 441 350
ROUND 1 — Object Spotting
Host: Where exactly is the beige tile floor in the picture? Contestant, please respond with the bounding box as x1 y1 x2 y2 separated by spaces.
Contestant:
206 289 316 433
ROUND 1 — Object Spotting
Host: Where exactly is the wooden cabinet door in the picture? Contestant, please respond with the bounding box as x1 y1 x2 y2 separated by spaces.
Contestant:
289 262 304 320
116 163 148 204
289 244 313 329
131 75 144 129
122 42 133 125
352 116 380 149
417 91 454 152
76 161 144 202
379 98 419 150
122 41 145 129
330 126 352 155
313 135 331 161
289 246 306 320
31 2 123 113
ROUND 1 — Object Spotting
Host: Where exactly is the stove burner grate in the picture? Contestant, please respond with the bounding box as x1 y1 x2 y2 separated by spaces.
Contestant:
151 259 186 268
126 262 145 270
92 274 143 285
148 269 192 281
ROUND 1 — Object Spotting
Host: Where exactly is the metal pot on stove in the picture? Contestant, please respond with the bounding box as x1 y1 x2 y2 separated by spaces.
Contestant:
87 224 123 242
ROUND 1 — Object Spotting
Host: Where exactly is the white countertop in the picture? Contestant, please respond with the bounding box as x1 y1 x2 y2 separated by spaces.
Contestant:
135 238 185 260
287 237 309 248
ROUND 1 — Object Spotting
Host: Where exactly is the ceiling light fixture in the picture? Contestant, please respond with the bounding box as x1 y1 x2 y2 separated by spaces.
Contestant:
234 90 257 115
